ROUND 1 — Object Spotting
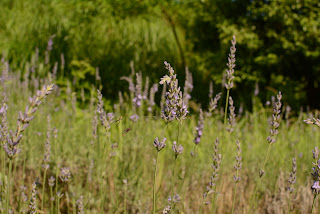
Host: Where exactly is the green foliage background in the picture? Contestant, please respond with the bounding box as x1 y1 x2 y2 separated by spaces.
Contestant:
0 0 319 110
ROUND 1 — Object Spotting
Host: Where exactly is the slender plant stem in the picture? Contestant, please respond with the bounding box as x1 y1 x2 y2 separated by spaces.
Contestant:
311 194 317 214
50 186 54 214
41 168 48 210
231 182 238 214
6 159 12 213
124 182 127 214
223 89 230 129
152 151 159 214
249 143 272 212
57 197 60 214
171 156 177 198
288 193 292 214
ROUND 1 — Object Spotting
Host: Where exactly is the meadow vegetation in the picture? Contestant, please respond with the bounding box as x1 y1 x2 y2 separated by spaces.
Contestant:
0 35 319 214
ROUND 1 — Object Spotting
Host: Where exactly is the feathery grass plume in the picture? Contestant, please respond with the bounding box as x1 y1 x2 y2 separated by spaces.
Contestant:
287 157 296 213
28 182 37 214
148 84 158 113
194 109 204 146
183 67 193 107
225 35 236 90
232 140 242 214
207 92 222 117
311 147 320 213
77 195 84 214
203 138 221 204
160 61 188 123
304 118 320 127
3 84 54 159
152 137 167 214
227 96 236 133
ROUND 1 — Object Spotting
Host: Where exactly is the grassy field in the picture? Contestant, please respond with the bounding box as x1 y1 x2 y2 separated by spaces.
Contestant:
0 39 320 214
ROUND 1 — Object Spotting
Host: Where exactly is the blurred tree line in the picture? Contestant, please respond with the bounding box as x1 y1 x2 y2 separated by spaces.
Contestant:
0 0 319 110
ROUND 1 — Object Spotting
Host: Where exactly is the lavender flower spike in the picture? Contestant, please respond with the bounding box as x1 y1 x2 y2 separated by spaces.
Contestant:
172 141 184 157
287 157 296 193
267 91 282 144
311 147 320 195
225 35 236 90
194 109 204 145
153 137 166 152
60 167 71 182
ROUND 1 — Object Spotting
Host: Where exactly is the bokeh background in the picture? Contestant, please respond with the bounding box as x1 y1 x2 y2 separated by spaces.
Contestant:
0 0 319 110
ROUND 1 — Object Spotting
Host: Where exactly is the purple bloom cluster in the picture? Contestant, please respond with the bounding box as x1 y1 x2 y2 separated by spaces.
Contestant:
130 114 139 123
287 157 296 193
267 92 282 144
311 147 320 194
204 138 221 201
160 61 188 123
207 92 222 116
153 137 166 152
227 96 236 133
194 109 204 145
233 140 242 182
97 90 114 134
3 85 54 159
225 35 236 90
60 167 71 182
172 141 184 157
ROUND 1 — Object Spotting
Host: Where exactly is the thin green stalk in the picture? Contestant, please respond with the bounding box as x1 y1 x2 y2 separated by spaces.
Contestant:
231 182 238 214
124 183 127 214
6 159 12 213
249 143 272 212
288 193 292 214
50 186 53 214
73 197 76 214
152 151 160 214
171 156 177 198
41 168 48 210
223 89 230 128
311 194 317 214
57 197 60 214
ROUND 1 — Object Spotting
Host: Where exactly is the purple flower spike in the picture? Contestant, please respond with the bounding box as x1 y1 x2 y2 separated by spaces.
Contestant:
172 141 184 156
153 137 166 152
